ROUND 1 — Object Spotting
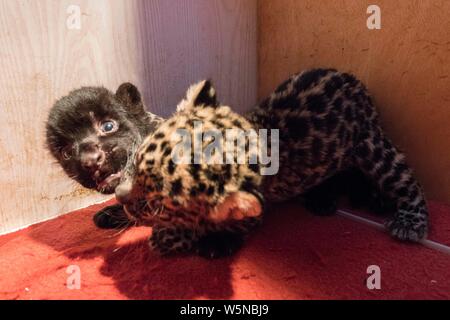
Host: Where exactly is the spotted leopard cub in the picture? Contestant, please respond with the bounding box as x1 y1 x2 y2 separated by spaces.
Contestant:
116 80 264 258
247 68 428 241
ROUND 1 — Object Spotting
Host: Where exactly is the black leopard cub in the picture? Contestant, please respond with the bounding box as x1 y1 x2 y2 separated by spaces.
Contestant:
45 83 163 228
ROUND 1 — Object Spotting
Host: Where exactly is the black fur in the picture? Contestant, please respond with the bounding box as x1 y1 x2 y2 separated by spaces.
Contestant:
93 204 130 229
197 231 244 259
193 80 218 107
46 83 162 228
46 83 160 194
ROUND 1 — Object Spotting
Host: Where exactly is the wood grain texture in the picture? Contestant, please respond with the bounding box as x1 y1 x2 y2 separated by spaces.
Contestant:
259 0 450 203
0 0 257 234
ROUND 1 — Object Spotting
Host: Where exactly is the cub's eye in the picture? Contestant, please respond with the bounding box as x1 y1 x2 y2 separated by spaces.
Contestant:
100 120 117 133
61 146 73 160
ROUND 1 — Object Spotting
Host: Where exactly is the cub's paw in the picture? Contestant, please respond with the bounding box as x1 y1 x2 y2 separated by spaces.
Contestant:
386 210 428 242
197 231 243 259
149 227 194 255
209 191 263 223
93 204 130 229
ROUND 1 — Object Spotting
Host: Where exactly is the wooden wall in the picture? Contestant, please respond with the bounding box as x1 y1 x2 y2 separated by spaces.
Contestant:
0 0 257 234
1 0 447 234
259 0 450 203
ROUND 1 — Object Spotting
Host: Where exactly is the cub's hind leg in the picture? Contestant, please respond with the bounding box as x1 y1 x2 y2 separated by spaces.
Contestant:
302 177 339 216
301 169 392 217
354 130 428 241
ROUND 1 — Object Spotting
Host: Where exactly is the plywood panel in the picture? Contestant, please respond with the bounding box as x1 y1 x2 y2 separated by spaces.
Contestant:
258 0 450 203
0 0 257 234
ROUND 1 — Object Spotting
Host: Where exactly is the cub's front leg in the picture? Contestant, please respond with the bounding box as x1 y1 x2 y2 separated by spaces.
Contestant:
197 231 245 259
197 216 262 259
148 223 248 258
197 191 264 259
149 217 262 258
149 224 198 255
93 204 130 229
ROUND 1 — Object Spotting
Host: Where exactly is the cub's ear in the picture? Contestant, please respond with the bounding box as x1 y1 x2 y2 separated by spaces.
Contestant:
115 82 145 114
177 79 218 112
193 79 218 107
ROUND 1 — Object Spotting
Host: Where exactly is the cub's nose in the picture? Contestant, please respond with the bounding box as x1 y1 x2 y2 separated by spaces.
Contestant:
80 146 105 171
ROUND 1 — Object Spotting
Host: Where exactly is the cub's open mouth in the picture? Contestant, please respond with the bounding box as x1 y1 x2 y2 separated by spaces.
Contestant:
95 171 122 193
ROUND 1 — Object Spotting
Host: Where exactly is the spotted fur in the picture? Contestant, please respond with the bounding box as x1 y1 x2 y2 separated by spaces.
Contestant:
117 80 264 258
247 68 428 241
120 69 429 257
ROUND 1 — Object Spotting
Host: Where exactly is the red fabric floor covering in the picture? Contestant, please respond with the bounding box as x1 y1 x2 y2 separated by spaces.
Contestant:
1 199 449 300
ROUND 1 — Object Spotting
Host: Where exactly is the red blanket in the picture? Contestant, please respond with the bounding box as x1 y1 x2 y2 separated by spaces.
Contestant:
1 199 449 299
